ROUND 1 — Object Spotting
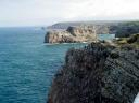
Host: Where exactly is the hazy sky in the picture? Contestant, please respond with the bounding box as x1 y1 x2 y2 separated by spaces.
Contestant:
0 0 139 27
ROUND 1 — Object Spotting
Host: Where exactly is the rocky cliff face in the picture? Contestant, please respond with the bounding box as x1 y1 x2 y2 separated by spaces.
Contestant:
45 26 97 43
47 21 139 39
47 43 139 103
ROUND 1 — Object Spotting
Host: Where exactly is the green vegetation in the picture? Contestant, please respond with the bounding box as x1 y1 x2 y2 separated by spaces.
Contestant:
115 21 139 38
110 53 119 59
115 33 139 48
114 38 127 45
127 33 139 43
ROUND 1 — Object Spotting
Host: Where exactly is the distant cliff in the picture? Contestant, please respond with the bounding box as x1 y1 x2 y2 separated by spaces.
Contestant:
111 21 139 38
47 43 139 103
45 26 97 43
47 20 124 30
47 20 139 38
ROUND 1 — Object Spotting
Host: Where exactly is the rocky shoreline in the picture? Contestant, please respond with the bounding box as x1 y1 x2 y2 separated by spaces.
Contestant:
47 42 139 103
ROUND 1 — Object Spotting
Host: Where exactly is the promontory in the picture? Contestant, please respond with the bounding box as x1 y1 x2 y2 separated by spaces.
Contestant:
47 34 139 103
45 26 97 43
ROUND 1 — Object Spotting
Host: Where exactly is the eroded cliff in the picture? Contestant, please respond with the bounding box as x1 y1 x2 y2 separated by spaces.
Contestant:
45 26 97 43
48 43 139 103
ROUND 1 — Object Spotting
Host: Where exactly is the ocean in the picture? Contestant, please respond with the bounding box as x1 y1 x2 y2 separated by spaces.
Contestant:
0 27 86 103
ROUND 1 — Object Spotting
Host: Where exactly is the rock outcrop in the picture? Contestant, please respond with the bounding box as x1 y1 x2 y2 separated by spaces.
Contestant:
47 43 139 103
45 26 97 43
127 33 139 44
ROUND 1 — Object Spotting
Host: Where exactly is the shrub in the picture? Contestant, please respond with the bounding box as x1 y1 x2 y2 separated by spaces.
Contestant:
110 53 119 59
127 34 139 43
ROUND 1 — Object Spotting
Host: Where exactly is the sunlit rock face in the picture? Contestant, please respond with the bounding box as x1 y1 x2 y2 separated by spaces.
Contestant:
48 43 139 103
45 26 97 43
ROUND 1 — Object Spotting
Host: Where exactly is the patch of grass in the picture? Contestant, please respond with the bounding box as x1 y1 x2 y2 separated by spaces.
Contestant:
115 33 139 48
115 38 127 45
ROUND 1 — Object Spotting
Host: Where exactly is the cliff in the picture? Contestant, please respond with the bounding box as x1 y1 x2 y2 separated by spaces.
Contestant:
47 43 139 103
47 20 139 39
45 26 97 43
47 20 125 30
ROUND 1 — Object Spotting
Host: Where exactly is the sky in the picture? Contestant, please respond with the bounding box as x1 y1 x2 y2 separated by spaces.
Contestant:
0 0 139 27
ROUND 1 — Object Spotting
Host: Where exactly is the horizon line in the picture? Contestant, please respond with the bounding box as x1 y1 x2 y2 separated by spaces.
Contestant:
1 19 139 28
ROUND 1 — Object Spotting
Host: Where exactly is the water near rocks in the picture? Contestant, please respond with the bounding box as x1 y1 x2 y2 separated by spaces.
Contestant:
0 27 86 103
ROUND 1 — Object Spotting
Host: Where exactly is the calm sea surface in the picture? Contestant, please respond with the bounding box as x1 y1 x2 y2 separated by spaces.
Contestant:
0 27 86 103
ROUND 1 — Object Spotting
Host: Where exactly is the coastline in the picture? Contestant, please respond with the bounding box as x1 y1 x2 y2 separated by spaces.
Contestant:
47 42 139 103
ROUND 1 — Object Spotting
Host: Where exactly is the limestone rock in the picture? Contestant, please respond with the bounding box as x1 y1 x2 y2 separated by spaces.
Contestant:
45 26 97 43
47 43 139 103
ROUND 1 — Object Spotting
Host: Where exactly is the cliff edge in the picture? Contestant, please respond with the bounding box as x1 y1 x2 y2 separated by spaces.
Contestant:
48 43 139 103
45 26 97 43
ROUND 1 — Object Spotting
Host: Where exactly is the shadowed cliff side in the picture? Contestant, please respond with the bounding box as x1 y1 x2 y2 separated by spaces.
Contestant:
47 43 139 103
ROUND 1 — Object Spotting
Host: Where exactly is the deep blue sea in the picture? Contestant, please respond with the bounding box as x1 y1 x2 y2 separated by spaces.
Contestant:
0 27 86 103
